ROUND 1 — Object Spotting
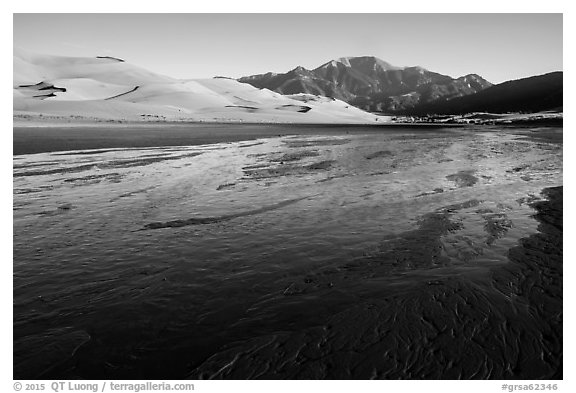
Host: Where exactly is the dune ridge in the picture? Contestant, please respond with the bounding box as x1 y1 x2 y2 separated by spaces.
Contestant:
14 48 388 124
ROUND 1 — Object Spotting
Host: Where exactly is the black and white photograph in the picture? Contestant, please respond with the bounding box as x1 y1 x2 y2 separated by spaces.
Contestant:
9 6 566 387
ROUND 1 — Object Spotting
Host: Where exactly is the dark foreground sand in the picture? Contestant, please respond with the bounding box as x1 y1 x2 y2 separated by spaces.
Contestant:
188 187 562 379
13 125 562 379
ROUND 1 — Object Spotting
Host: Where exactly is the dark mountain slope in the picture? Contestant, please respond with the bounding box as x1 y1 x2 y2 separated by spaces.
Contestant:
409 72 563 115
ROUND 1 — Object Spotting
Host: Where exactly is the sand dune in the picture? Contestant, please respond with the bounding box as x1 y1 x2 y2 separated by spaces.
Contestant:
14 48 388 124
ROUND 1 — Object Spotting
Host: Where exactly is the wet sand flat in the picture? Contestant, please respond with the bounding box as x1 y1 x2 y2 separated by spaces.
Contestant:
13 125 562 379
13 123 458 155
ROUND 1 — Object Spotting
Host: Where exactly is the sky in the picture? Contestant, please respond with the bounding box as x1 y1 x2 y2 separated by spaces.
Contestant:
13 13 563 85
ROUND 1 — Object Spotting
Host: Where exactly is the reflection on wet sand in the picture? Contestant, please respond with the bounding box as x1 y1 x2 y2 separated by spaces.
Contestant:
13 126 562 379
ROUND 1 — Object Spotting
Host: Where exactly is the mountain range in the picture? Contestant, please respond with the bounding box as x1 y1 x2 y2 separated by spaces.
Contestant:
408 71 563 115
239 56 493 113
14 49 563 123
13 48 384 124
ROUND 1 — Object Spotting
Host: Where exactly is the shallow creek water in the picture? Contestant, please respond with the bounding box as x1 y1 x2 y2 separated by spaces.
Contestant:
13 126 562 379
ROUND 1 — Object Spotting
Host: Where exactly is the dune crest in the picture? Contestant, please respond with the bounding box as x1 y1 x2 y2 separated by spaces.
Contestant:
13 48 388 124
